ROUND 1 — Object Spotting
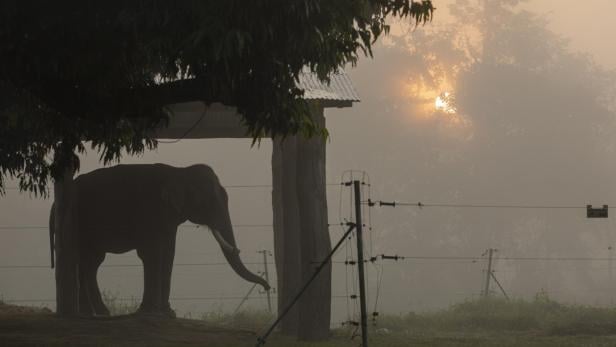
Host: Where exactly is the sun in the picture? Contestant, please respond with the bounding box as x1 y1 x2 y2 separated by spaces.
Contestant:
435 92 456 114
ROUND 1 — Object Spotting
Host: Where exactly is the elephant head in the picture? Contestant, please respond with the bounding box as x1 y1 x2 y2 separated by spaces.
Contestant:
162 164 270 290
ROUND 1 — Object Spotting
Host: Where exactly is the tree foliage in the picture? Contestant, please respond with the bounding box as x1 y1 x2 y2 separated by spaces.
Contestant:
0 0 434 194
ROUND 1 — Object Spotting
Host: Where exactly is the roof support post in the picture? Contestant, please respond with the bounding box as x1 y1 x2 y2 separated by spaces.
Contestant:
272 135 302 335
295 105 331 340
271 104 331 340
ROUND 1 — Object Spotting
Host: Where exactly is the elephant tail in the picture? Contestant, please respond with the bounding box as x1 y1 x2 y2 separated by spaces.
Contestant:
49 203 55 269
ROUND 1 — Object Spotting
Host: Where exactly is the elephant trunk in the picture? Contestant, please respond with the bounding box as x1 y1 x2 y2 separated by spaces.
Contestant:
211 227 270 291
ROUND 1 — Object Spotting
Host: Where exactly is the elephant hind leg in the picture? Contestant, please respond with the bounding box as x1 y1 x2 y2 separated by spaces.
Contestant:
88 252 109 316
79 252 108 316
78 260 95 316
160 232 177 317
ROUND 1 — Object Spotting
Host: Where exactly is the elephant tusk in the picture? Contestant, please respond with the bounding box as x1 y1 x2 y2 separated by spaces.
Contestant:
211 229 240 255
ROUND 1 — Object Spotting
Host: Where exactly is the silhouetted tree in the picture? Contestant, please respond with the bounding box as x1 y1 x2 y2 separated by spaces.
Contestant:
0 0 437 341
330 0 616 308
0 0 434 194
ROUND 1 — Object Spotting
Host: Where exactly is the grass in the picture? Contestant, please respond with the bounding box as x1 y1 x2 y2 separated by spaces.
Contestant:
101 291 140 315
373 295 616 336
4 294 616 346
201 308 275 332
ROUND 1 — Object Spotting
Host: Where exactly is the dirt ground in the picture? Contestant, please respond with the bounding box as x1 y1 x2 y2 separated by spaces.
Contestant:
5 302 616 347
0 303 258 346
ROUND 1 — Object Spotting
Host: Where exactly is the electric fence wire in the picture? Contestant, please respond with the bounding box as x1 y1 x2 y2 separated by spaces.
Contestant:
342 170 353 329
366 200 608 210
338 175 352 323
7 255 616 270
341 170 383 328
360 171 382 327
350 174 362 335
371 262 384 326
338 170 362 333
4 295 351 304
0 224 277 231
2 183 344 191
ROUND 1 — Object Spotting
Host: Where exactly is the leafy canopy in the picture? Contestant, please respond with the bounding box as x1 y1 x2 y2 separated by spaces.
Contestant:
0 0 434 194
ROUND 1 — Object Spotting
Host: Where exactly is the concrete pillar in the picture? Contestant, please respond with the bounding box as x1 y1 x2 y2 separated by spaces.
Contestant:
296 108 331 340
271 105 331 340
272 136 301 335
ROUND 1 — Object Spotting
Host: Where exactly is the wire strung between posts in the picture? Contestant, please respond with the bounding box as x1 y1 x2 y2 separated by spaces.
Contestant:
365 254 616 262
366 199 597 210
255 223 356 347
0 223 343 231
2 183 344 191
0 224 275 230
338 171 358 327
371 263 384 326
6 255 614 270
0 260 354 270
359 172 380 327
4 295 351 304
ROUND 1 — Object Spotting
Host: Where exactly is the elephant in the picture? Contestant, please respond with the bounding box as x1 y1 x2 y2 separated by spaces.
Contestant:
49 163 269 316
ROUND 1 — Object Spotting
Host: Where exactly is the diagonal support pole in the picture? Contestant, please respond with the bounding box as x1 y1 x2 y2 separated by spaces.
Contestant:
232 282 259 316
256 224 356 347
490 271 510 300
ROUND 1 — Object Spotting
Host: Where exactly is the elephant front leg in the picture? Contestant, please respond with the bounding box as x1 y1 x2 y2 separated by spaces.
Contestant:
137 247 162 314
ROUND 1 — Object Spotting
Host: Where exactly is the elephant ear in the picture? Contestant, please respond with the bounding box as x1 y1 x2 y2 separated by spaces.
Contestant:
161 180 186 217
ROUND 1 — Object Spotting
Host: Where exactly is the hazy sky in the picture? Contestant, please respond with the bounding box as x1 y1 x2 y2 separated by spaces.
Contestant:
532 0 616 68
2 0 616 322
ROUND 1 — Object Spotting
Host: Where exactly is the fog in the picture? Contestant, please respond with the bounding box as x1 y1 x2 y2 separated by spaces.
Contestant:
3 0 616 325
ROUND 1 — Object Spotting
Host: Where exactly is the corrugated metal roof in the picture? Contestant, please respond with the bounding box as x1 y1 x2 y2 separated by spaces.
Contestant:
297 70 360 102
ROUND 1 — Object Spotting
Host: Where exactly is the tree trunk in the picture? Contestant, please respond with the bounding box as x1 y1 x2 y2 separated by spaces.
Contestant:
272 136 301 335
54 166 80 315
296 108 331 340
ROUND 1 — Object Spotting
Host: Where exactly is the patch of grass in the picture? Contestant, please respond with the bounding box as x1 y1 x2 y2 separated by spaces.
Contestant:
375 295 616 336
101 291 139 315
201 308 275 331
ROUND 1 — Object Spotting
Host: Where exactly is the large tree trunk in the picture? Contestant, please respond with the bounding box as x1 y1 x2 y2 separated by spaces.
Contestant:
54 166 80 315
296 108 331 340
271 106 331 340
272 136 301 335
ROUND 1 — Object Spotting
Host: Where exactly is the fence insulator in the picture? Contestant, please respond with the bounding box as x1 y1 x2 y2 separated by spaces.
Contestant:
350 294 358 299
379 201 396 207
372 311 379 326
345 260 357 265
